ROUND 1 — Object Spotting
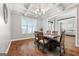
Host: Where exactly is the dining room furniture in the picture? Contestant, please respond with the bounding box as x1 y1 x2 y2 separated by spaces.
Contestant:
46 30 51 35
49 31 65 56
43 33 60 51
34 31 48 50
58 31 65 56
34 31 39 45
34 31 59 49
34 31 65 56
44 31 65 56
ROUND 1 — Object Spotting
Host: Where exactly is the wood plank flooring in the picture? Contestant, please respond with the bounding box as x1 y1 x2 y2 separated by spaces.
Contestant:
7 36 79 56
65 35 79 56
8 39 59 56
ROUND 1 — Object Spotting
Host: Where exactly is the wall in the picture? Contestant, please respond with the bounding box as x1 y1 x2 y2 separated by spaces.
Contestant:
42 8 77 32
37 17 43 31
42 7 77 47
10 12 36 40
10 12 21 39
42 19 48 33
56 8 77 35
0 4 11 53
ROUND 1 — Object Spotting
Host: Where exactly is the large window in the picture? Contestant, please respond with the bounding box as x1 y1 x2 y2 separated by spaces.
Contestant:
48 21 54 31
21 16 37 34
58 18 76 35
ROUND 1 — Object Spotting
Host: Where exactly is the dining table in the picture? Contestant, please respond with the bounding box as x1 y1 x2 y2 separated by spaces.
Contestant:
43 33 60 50
43 33 60 41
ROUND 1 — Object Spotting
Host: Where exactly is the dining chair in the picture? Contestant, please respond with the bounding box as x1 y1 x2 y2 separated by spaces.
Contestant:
38 32 48 50
46 30 51 35
34 31 48 50
34 31 39 48
59 31 65 56
54 31 65 56
46 31 65 56
34 31 38 44
52 31 58 36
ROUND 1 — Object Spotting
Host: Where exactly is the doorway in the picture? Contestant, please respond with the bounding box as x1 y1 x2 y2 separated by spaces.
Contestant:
57 16 77 55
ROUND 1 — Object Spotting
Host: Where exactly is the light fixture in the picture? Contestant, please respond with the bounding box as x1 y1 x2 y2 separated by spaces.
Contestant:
32 5 46 16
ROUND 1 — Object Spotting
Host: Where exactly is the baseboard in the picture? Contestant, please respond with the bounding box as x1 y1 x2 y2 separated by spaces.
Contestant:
76 44 79 47
5 41 12 54
11 37 34 42
65 34 75 37
4 37 34 54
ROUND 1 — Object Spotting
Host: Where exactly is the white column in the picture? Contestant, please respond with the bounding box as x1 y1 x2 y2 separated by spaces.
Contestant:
76 5 79 47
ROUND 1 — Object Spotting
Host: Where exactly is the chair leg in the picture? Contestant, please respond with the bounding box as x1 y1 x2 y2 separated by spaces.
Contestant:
60 49 65 56
34 41 36 45
37 44 39 49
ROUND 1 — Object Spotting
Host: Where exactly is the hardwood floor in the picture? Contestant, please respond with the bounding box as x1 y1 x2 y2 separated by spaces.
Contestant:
65 35 79 56
7 36 79 56
8 39 59 56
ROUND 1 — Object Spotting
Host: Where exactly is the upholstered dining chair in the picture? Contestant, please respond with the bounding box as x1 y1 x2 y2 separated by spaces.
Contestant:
34 31 48 50
59 31 65 56
54 31 65 56
34 31 40 49
34 31 38 44
52 31 58 36
46 31 65 56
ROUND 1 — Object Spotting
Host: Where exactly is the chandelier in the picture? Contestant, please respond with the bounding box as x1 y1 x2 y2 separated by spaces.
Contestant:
32 5 46 16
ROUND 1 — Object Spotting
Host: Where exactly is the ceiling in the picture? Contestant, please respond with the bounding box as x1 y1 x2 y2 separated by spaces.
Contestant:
6 3 78 19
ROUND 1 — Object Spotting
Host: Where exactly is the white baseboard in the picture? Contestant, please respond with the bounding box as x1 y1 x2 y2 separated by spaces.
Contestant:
5 41 12 54
76 44 79 47
4 37 34 54
11 37 34 42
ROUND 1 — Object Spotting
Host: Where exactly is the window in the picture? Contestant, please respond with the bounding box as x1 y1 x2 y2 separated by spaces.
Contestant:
58 19 75 31
48 22 54 31
21 16 37 34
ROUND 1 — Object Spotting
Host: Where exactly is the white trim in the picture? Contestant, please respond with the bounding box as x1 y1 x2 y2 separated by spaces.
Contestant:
5 41 12 54
11 37 34 41
76 44 79 47
4 37 34 54
75 5 79 48
75 7 78 47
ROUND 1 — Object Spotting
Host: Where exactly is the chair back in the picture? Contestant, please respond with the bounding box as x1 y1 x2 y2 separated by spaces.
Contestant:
38 32 43 40
34 31 43 41
60 31 65 42
46 31 51 35
52 31 58 36
34 31 39 43
34 31 38 37
60 31 65 56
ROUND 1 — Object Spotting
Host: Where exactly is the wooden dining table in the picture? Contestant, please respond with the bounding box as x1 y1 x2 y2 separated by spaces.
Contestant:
43 33 60 41
43 33 60 50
